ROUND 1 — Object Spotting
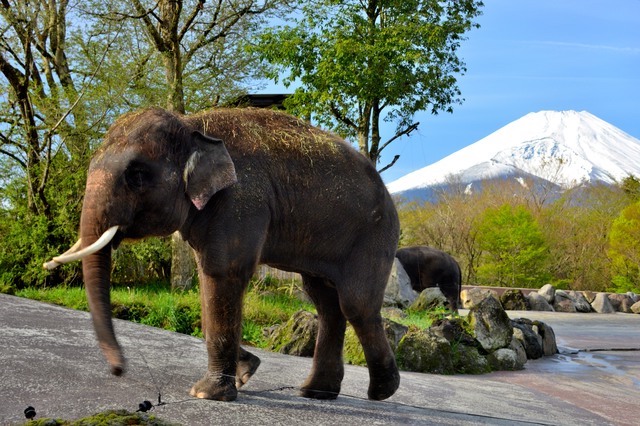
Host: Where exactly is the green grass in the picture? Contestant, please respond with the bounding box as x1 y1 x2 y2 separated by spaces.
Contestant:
12 279 315 348
10 278 450 351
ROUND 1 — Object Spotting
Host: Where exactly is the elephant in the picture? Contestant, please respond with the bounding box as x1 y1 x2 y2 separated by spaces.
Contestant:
395 246 462 312
44 107 400 402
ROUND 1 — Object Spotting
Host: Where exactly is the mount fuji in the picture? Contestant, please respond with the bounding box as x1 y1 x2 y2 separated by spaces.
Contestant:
387 110 640 200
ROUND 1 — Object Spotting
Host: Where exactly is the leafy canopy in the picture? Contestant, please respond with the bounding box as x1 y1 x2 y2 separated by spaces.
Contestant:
254 0 483 169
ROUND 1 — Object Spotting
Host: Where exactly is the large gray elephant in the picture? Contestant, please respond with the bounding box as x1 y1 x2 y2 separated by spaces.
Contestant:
44 107 400 402
396 246 462 312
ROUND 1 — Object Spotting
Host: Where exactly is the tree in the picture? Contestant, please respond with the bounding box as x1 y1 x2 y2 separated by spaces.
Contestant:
474 204 549 288
0 0 116 286
93 0 294 290
254 0 483 171
608 200 640 293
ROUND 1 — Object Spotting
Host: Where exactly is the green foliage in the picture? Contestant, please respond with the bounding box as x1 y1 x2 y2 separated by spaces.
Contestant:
24 409 178 426
253 0 483 165
474 204 550 288
620 174 640 201
608 200 640 293
112 238 172 285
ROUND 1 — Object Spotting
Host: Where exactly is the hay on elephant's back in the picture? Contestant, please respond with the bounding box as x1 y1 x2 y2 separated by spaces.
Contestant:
191 108 342 157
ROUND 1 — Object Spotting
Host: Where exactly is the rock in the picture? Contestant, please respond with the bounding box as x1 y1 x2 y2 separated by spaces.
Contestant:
553 290 577 313
430 318 477 347
527 292 554 311
608 293 634 313
396 329 454 374
487 348 524 371
467 296 513 352
582 290 597 303
452 344 491 374
631 301 640 314
626 292 638 303
266 310 317 357
384 258 418 308
534 321 558 356
567 291 593 313
461 287 498 309
409 287 448 312
512 319 543 360
383 318 409 351
381 307 407 321
591 293 615 314
500 289 529 311
538 284 556 304
509 336 528 367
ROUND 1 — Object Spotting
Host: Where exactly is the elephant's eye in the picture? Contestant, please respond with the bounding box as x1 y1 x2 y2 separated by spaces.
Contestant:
125 162 153 190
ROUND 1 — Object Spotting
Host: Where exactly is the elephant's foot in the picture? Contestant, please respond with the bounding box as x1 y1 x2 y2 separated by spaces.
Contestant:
236 350 261 389
367 365 400 401
189 372 237 401
299 368 343 400
299 384 341 400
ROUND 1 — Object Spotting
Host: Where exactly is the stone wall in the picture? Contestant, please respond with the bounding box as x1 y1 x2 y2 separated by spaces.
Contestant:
462 284 640 314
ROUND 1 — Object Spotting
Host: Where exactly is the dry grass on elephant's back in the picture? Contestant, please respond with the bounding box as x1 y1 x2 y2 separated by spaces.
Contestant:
189 108 343 157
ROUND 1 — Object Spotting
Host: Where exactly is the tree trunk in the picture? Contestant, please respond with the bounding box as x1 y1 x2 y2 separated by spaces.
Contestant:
171 232 196 290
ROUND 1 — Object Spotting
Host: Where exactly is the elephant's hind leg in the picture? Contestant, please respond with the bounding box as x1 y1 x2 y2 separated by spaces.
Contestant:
299 274 346 400
338 271 400 400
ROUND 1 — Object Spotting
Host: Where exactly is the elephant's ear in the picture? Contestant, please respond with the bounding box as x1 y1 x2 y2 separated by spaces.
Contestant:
184 131 237 210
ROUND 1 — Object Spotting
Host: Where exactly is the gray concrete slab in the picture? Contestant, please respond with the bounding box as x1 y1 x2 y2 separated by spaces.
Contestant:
1 294 639 425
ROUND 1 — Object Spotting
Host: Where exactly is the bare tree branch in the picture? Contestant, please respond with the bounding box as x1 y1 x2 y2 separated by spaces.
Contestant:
378 154 399 174
378 121 420 155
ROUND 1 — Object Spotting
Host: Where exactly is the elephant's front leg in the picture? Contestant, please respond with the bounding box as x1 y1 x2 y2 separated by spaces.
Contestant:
190 272 246 401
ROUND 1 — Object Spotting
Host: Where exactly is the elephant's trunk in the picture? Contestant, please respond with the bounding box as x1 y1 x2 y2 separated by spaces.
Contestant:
82 244 125 375
80 169 125 376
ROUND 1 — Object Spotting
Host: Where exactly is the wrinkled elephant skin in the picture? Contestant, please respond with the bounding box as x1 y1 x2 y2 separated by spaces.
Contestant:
75 107 400 402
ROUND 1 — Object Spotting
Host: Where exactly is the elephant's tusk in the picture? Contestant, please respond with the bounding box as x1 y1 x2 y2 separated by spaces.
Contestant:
43 226 119 270
43 239 83 270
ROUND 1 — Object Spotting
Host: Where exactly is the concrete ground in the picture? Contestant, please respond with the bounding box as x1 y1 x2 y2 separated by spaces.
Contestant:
1 293 639 425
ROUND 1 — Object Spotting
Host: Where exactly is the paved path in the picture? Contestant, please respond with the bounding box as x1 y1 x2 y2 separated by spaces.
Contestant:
1 293 639 425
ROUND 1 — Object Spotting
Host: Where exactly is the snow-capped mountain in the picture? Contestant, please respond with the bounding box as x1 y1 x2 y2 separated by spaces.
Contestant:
387 110 640 199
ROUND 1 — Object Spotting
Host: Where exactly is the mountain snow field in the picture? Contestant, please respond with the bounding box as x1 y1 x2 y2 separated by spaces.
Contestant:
387 111 640 195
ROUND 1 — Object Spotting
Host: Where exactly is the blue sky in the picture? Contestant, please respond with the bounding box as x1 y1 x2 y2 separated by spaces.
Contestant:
259 1 640 183
379 0 640 183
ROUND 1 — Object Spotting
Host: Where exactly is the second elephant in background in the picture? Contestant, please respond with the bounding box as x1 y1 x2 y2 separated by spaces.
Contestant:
396 246 462 312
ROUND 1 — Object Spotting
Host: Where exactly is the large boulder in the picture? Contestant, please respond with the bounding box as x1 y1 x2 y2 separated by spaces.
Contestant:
509 336 528 367
452 344 491 374
582 290 597 304
384 258 418 308
500 289 529 311
487 348 524 371
383 318 409 351
538 284 556 304
430 317 478 348
511 318 557 358
608 293 634 313
461 287 498 309
553 290 577 313
535 321 558 356
527 292 554 311
511 318 543 360
467 295 513 352
409 287 448 312
567 291 593 313
265 310 317 357
591 293 615 313
631 300 640 314
396 329 454 374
